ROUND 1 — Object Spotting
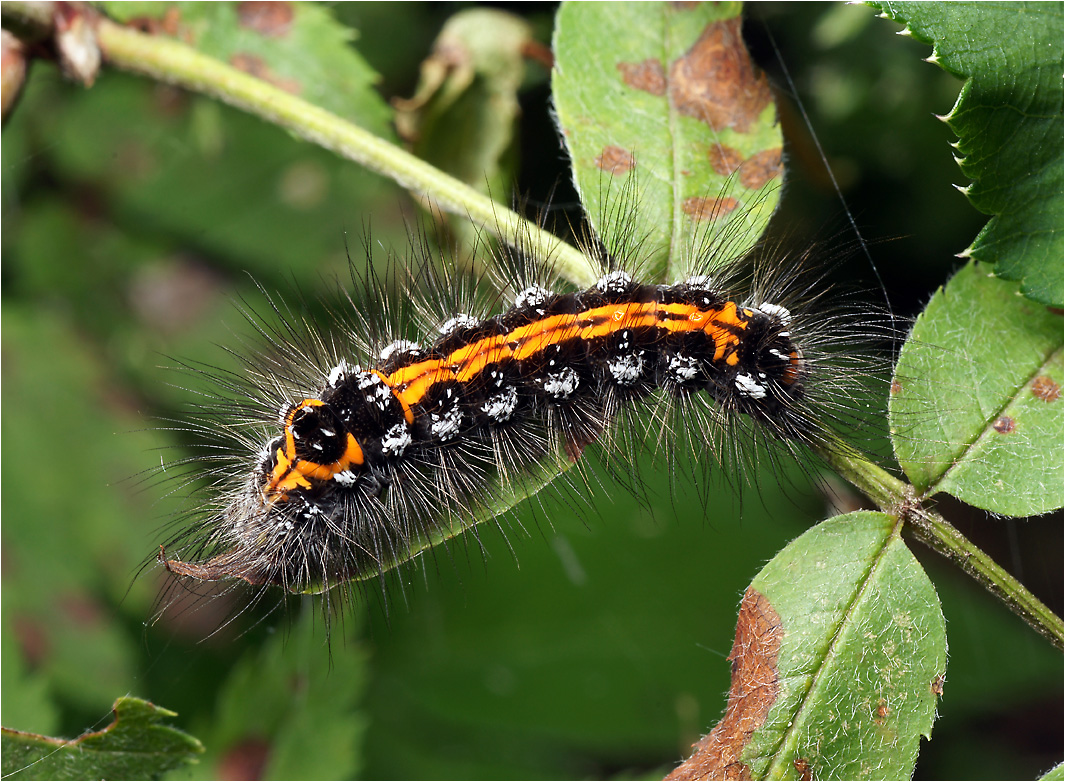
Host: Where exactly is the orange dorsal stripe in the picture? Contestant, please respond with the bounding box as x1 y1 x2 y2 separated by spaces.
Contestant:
385 301 748 408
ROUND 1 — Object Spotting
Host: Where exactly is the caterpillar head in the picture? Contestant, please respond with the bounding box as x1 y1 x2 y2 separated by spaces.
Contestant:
727 302 807 428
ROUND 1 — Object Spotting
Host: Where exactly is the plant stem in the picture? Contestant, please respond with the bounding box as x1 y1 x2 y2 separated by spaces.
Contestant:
0 3 600 288
826 447 1064 650
908 507 1064 650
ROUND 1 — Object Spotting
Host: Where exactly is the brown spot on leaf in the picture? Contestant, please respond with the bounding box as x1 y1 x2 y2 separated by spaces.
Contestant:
708 144 744 177
230 53 301 94
60 593 106 628
1031 375 1060 402
669 18 773 132
666 588 783 780
13 615 50 667
682 196 739 222
739 148 783 190
126 6 182 36
237 1 294 37
931 673 945 696
874 699 891 725
596 146 636 175
793 758 813 781
218 737 271 781
992 415 1016 434
618 58 667 95
129 257 223 335
890 379 902 396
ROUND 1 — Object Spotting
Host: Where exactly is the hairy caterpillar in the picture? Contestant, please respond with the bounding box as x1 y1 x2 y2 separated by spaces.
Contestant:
154 212 880 617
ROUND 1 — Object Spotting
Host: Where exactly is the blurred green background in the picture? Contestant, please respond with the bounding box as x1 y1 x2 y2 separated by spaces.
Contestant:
2 2 1060 779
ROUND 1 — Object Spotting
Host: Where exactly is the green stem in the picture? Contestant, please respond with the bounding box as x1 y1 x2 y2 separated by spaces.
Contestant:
825 446 1064 650
2 4 598 288
909 506 1064 650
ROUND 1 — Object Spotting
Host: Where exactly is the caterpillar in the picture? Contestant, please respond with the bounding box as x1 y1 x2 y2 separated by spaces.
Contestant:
155 215 879 615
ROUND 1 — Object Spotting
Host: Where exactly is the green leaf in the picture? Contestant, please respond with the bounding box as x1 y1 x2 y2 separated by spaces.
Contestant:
552 1 782 282
393 7 538 266
0 607 58 738
1042 762 1065 781
395 8 534 196
1 303 162 709
22 65 400 283
724 512 945 780
1 697 203 781
871 1 1064 307
890 261 1064 516
100 1 394 138
187 611 368 780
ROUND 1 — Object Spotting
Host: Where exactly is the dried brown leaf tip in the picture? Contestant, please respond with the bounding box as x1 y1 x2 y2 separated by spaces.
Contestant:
669 18 772 133
666 587 783 781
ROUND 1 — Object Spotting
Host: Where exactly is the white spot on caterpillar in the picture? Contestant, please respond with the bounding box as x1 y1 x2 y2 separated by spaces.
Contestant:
357 371 393 410
735 373 767 399
608 352 645 385
543 367 580 398
333 470 358 486
258 440 276 462
430 405 463 440
770 349 789 362
668 354 699 382
758 302 792 324
439 314 479 335
596 270 632 294
482 385 519 422
379 340 419 361
515 284 550 310
327 359 352 388
381 423 412 456
319 428 335 437
684 275 712 288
